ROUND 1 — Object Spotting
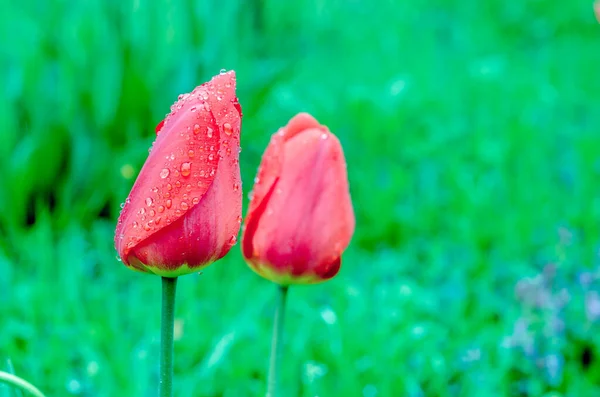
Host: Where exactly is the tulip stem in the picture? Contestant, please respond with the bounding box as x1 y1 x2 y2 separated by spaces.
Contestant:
160 276 178 397
267 284 289 397
0 371 46 397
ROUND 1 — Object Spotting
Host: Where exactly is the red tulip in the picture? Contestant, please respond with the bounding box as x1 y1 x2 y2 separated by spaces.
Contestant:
115 71 242 276
241 113 355 285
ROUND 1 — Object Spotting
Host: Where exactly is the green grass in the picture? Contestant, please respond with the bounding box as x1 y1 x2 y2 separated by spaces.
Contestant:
1 0 600 395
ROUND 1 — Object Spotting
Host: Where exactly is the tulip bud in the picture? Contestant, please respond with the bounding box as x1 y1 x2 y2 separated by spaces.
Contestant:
242 113 355 285
115 71 242 276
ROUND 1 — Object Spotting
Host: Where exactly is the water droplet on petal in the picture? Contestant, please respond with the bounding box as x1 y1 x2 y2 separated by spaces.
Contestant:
236 215 242 223
321 133 328 140
233 183 239 191
166 199 172 209
223 123 233 136
190 106 197 113
181 162 191 177
186 184 192 192
155 217 161 225
192 197 199 204
229 235 238 245
145 197 153 206
188 150 195 158
149 209 156 216
133 221 139 229
208 153 214 161
193 124 201 134
181 201 189 210
209 169 215 177
175 181 181 188
220 68 227 74
157 205 165 213
160 168 170 179
207 127 213 138
116 255 122 262
167 183 172 191
120 202 125 209
200 170 205 177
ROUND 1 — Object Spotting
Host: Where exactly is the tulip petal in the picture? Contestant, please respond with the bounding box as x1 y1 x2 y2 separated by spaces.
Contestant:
243 121 354 284
115 71 241 267
242 112 325 257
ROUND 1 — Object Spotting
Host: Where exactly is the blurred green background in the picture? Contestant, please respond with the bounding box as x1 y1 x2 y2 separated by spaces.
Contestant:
1 0 599 396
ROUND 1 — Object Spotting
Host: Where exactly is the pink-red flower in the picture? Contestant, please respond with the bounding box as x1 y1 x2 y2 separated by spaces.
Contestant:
115 71 242 276
241 113 355 284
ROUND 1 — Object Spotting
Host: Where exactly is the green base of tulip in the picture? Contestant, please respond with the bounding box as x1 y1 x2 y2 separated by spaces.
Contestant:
128 257 208 277
248 262 325 285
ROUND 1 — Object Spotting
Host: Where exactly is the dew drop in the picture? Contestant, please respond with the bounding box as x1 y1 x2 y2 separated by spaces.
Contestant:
149 209 156 216
219 68 227 74
229 235 237 245
192 197 199 205
193 124 201 134
188 149 195 158
208 153 214 161
233 183 239 191
236 215 242 223
207 127 213 138
321 133 328 140
143 223 151 231
226 147 231 156
200 170 206 177
167 183 172 191
166 199 172 209
181 162 191 177
160 168 170 179
155 217 161 225
186 184 192 192
175 181 181 188
175 209 182 216
223 122 233 136
181 201 189 210
120 202 125 209
132 221 139 229
145 197 153 206
210 145 215 151
164 192 170 198
157 205 165 213
190 106 197 113
209 169 215 177
116 255 122 262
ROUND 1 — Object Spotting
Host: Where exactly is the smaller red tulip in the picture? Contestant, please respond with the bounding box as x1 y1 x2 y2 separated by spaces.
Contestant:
241 113 355 285
115 71 242 276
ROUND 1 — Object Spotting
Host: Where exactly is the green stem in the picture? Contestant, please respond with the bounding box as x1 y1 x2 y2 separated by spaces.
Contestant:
0 371 45 397
160 276 178 397
266 285 289 397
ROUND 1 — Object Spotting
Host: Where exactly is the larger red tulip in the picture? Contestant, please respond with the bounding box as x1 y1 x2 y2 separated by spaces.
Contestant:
115 71 242 276
241 113 355 285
